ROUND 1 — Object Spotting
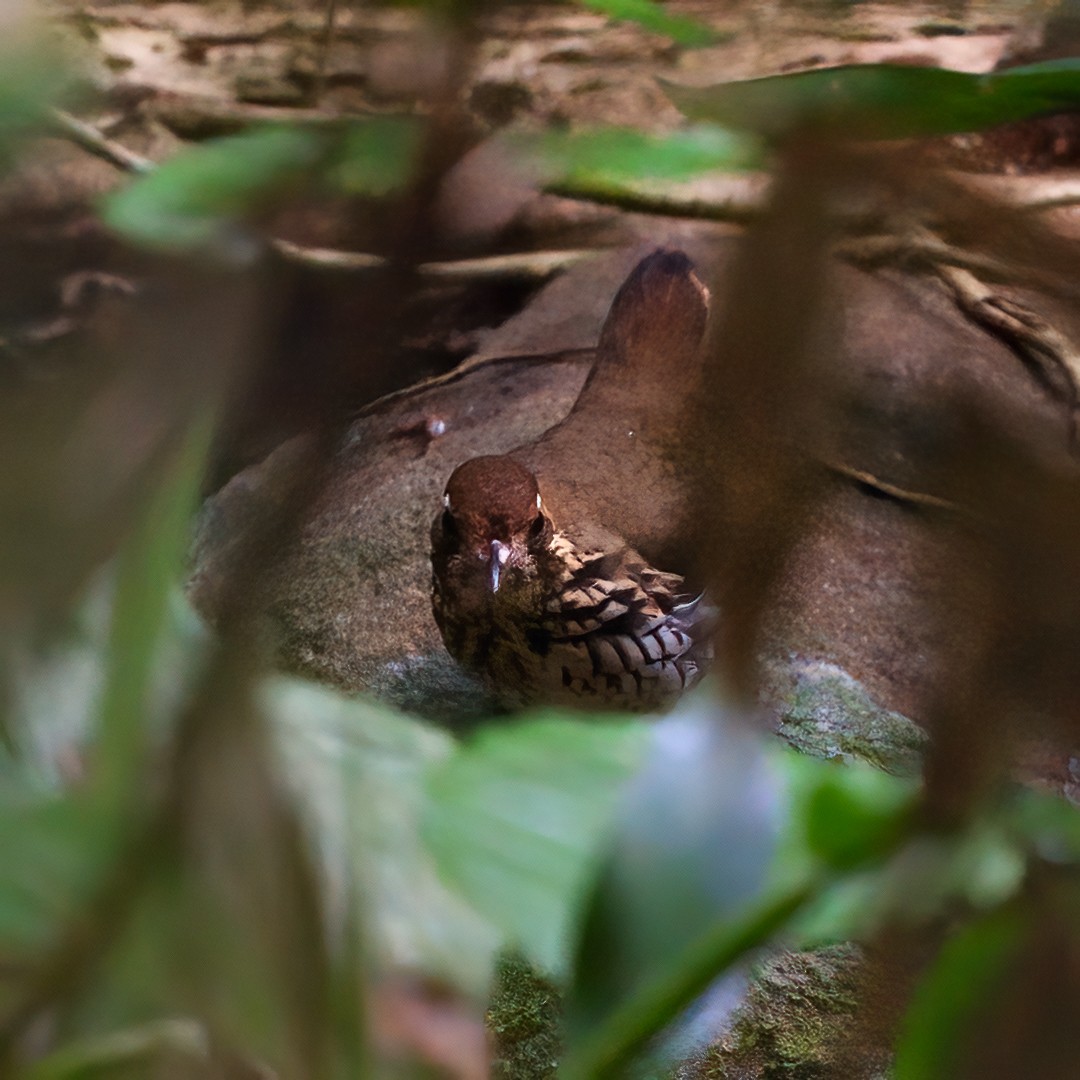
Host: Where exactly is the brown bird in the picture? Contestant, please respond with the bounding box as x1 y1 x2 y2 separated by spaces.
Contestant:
431 249 715 711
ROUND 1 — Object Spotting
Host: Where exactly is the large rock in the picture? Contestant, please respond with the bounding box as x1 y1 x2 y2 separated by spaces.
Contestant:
189 233 1072 735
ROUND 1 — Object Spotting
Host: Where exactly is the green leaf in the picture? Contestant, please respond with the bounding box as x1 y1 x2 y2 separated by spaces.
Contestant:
0 43 67 166
894 907 1025 1080
788 824 1025 949
328 116 424 195
750 748 917 946
5 617 106 791
103 117 423 254
577 0 717 46
775 751 916 874
511 124 760 191
0 787 109 957
787 869 882 946
0 414 213 973
1006 786 1080 863
562 878 818 1080
802 765 914 870
662 59 1080 141
568 707 784 1036
25 1019 208 1080
423 715 650 974
271 678 499 994
91 414 214 812
102 126 325 252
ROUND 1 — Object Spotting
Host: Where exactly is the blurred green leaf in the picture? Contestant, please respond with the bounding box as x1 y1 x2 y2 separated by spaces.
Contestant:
946 825 1027 911
69 680 462 1077
563 878 818 1080
91 415 214 813
790 823 1026 950
577 0 717 46
25 1018 208 1080
328 116 424 196
774 751 916 877
568 706 783 1037
5 626 105 791
6 584 207 795
511 124 760 193
1007 786 1080 863
894 907 1025 1080
787 869 881 946
0 787 107 961
0 44 67 167
663 59 1080 141
423 715 649 974
0 413 214 982
271 678 500 994
104 117 424 254
802 764 913 870
102 126 325 253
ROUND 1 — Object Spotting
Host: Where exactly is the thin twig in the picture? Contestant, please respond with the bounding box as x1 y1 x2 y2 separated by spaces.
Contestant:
835 232 1018 280
271 240 594 280
48 108 155 174
836 215 1080 454
936 262 1080 449
51 110 588 285
148 94 361 140
821 458 966 514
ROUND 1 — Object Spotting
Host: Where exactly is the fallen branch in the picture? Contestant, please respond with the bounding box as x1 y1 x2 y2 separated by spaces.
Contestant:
48 107 155 174
146 92 366 140
50 109 590 284
936 262 1080 447
835 232 1017 280
272 240 594 280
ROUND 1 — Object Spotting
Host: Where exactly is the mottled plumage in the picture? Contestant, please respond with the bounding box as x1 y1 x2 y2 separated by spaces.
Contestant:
431 455 714 711
431 249 715 710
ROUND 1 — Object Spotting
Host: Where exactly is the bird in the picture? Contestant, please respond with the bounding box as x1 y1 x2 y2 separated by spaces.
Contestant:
430 248 717 711
431 454 715 710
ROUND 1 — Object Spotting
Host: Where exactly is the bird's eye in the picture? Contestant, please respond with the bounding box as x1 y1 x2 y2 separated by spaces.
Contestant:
528 513 545 539
441 509 457 536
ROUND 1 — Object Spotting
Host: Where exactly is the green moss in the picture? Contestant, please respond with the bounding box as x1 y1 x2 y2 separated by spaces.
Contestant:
680 947 888 1080
744 948 860 1065
774 660 926 776
487 953 563 1080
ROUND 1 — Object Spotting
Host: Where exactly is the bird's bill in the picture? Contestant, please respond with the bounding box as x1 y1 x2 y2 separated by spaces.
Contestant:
489 539 510 592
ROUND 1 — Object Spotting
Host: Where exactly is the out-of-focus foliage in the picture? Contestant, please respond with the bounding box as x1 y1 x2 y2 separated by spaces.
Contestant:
424 715 649 975
270 677 500 993
102 127 327 254
893 908 1025 1079
9 0 1080 1077
664 58 1080 140
509 124 762 196
331 116 425 196
566 705 783 1038
575 0 716 47
103 118 428 254
0 44 66 166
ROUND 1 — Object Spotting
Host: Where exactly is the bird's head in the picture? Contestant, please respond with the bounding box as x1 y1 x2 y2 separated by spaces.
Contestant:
436 455 553 592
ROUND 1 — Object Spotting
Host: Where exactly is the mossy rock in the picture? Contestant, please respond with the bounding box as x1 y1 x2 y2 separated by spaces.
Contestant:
488 953 562 1080
676 946 889 1080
